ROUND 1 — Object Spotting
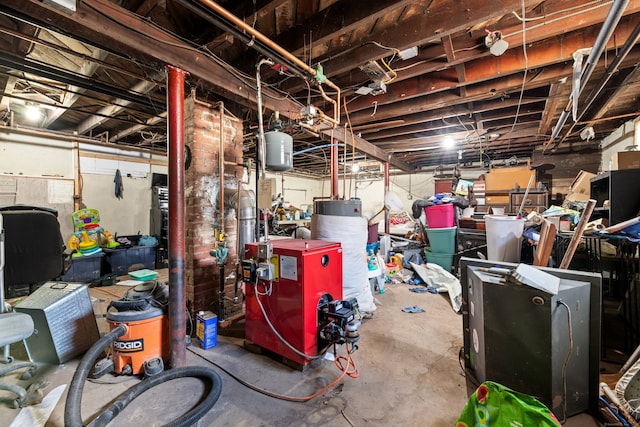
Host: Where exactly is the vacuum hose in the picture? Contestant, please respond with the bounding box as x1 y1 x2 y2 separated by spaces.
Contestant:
64 324 223 427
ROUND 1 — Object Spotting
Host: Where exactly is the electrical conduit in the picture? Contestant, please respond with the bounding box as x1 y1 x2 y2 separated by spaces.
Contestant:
547 0 630 148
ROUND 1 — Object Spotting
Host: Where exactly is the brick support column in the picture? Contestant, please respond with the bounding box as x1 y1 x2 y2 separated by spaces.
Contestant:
184 96 244 320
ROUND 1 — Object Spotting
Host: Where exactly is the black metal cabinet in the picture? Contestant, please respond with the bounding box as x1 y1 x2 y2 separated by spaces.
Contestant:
590 169 640 226
151 186 168 267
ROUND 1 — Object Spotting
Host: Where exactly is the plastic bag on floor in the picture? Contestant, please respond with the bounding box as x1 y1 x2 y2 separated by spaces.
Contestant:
409 261 462 312
456 381 560 427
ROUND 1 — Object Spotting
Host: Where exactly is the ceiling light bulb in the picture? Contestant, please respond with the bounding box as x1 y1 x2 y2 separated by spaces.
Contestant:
351 163 360 173
25 105 43 122
490 39 509 56
484 30 508 56
442 136 454 149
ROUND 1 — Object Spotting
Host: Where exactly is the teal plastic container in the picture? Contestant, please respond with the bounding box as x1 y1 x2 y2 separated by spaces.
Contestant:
424 250 454 272
426 226 457 253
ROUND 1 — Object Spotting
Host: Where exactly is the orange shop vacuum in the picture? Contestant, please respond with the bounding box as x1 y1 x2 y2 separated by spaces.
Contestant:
65 279 223 427
92 281 170 378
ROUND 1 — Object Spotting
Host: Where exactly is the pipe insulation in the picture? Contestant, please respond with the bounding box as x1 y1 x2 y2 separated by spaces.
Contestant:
549 0 630 142
311 214 376 313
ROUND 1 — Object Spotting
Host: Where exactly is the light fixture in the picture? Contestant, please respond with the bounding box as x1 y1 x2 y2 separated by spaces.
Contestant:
442 136 455 149
579 126 595 142
351 163 360 173
24 105 44 123
355 81 387 96
484 30 509 56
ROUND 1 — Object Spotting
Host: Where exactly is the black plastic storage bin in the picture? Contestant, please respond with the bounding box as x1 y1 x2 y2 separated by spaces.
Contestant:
104 245 157 275
58 253 104 283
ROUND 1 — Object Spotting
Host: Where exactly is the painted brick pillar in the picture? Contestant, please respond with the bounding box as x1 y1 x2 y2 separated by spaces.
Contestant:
184 95 244 320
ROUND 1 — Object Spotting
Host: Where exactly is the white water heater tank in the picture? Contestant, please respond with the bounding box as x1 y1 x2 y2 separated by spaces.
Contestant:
265 131 293 171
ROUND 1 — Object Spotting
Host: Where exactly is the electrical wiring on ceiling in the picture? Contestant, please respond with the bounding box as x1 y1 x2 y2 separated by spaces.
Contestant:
508 0 530 146
84 0 304 105
511 0 612 23
505 0 614 39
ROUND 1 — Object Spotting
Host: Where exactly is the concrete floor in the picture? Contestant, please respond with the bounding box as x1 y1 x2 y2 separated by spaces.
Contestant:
2 279 604 426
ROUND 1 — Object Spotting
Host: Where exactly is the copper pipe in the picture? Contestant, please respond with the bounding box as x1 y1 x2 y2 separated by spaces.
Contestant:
197 0 340 126
218 101 225 237
218 101 226 322
317 84 339 127
166 64 188 368
72 136 82 210
199 0 314 76
331 135 339 198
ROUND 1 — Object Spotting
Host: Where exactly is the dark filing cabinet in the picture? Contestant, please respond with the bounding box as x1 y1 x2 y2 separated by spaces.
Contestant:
590 169 640 226
151 186 168 266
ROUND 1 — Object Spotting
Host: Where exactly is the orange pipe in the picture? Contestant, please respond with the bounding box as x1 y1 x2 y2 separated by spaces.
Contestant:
197 0 340 126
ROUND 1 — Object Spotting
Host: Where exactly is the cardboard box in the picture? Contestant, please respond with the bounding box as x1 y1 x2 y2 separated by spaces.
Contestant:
473 182 486 194
485 165 535 191
612 151 640 170
485 195 510 205
565 170 596 202
258 178 276 209
196 311 218 349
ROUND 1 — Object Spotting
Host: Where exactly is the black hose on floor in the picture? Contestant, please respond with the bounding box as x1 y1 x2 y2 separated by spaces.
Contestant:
64 324 222 427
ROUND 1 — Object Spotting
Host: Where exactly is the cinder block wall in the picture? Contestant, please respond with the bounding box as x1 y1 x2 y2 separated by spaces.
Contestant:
184 95 244 320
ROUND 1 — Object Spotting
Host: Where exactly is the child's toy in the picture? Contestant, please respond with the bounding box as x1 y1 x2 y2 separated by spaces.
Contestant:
73 230 101 256
68 208 119 256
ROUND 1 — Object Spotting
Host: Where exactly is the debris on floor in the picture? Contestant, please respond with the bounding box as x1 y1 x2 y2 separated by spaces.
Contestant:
401 305 425 313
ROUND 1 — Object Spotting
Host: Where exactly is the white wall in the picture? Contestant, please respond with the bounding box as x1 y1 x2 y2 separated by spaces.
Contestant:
600 119 637 172
248 170 324 212
0 127 167 240
328 168 487 218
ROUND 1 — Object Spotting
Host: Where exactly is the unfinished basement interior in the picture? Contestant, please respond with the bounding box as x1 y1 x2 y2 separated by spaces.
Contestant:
3 1 640 426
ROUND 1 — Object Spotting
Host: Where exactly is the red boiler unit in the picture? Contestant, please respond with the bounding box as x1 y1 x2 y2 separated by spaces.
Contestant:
243 239 359 367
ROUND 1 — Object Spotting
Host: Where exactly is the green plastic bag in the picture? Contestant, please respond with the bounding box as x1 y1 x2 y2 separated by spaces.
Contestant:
456 381 561 427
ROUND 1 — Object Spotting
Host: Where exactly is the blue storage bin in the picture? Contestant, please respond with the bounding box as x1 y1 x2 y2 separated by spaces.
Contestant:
104 245 157 275
59 252 104 283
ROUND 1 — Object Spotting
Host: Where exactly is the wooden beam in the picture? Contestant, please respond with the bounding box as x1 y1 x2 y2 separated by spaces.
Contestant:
345 16 640 113
278 0 417 56
298 0 540 78
1 0 414 171
538 81 567 136
321 126 415 171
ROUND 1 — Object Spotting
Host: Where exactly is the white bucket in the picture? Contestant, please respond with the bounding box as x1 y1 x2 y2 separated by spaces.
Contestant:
484 215 525 262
